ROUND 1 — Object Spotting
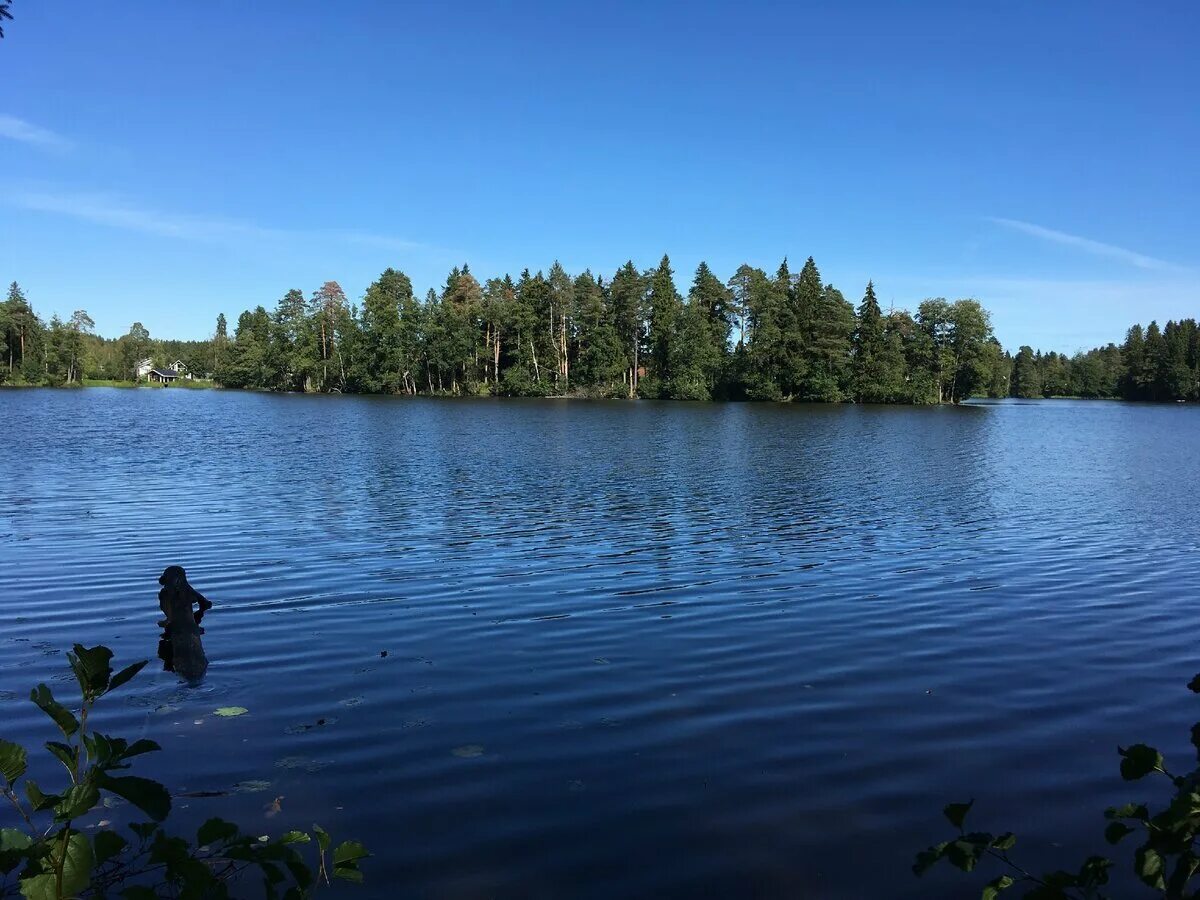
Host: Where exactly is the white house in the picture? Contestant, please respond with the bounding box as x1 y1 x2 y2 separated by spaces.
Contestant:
135 358 154 379
170 360 193 380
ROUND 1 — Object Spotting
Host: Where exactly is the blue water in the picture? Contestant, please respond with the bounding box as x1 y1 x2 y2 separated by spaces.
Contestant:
2 389 1198 897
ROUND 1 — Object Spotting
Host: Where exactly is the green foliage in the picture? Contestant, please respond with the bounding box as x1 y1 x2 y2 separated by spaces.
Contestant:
916 671 1200 897
16 262 1193 404
0 645 367 898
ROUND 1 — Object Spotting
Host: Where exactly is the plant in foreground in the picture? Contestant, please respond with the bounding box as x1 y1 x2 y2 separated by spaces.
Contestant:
0 644 367 898
916 672 1200 898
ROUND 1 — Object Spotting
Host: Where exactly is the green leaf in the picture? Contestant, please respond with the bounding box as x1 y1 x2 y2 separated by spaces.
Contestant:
49 832 92 897
1188 673 1200 693
108 660 148 693
982 874 1014 899
285 855 314 890
313 824 330 853
1105 802 1149 821
332 840 369 883
214 707 249 718
18 874 59 900
990 832 1016 851
1135 845 1167 890
1167 853 1200 897
1105 821 1136 844
128 822 158 841
0 828 32 876
946 838 983 872
333 841 369 866
98 774 171 822
55 781 100 821
0 738 27 785
69 644 114 696
94 829 128 865
279 831 311 845
197 817 239 847
912 841 948 876
120 739 161 761
1077 855 1113 888
0 829 32 852
30 685 79 738
943 799 974 830
1119 744 1164 780
44 740 76 775
25 780 61 812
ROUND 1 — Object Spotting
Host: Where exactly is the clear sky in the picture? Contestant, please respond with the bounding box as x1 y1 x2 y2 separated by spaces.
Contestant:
1 1 1195 350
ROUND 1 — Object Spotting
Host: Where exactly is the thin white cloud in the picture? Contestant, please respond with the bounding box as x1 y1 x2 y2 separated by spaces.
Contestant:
10 189 428 253
989 216 1183 272
0 114 71 151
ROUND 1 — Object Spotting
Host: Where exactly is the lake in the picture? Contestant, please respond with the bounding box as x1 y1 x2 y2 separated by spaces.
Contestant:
2 389 1198 898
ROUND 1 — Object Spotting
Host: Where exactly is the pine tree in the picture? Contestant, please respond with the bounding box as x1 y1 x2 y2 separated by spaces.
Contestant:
358 269 413 393
853 282 887 401
608 262 647 397
644 255 683 396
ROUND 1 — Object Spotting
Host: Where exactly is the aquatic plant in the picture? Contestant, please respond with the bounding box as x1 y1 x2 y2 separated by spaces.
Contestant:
917 671 1200 898
0 644 367 898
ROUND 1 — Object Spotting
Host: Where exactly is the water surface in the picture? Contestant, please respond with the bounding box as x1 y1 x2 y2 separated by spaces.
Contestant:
2 389 1198 898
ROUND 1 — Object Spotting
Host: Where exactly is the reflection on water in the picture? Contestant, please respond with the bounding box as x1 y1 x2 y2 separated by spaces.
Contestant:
1 390 1199 898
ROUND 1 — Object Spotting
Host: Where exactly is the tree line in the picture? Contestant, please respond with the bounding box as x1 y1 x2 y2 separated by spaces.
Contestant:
172 257 1007 404
3 261 1197 403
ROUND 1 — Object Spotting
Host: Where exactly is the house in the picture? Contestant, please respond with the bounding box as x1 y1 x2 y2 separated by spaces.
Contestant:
135 358 154 379
147 367 180 385
170 360 194 380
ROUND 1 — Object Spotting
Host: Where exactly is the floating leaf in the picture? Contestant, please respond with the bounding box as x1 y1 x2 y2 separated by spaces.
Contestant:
274 756 327 773
451 744 484 759
232 780 272 795
214 707 249 718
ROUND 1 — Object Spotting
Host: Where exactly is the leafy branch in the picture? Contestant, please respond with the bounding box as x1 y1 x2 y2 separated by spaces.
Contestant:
0 643 368 898
916 672 1200 898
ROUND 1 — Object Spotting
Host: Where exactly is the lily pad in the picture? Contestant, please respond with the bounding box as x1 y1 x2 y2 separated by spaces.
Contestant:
231 780 272 795
214 707 249 718
274 756 328 774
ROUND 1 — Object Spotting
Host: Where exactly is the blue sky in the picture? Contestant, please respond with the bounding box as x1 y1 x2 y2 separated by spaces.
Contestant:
1 0 1196 350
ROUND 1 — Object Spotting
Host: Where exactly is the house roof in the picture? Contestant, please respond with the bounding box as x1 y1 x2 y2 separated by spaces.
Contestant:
150 368 179 378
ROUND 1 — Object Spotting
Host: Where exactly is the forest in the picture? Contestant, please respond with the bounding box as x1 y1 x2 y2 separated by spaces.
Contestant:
2 256 1197 403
